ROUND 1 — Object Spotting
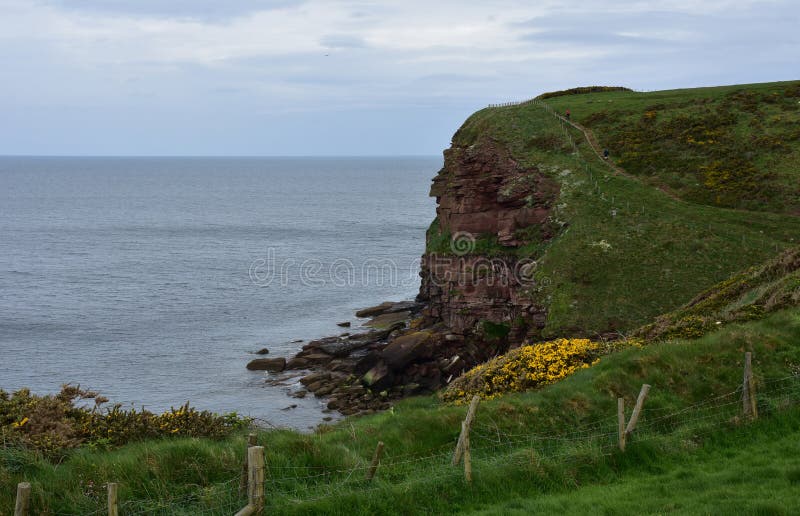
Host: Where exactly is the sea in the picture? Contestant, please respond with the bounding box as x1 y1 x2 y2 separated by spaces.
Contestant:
0 156 439 430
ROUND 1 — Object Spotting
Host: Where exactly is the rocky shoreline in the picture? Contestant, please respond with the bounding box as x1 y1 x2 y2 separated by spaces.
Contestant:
247 299 515 417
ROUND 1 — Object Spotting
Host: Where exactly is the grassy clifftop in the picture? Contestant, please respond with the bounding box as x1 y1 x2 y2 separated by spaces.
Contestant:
544 81 800 213
430 81 800 339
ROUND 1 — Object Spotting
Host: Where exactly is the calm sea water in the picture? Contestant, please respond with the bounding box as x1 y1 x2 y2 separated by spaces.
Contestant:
0 156 438 429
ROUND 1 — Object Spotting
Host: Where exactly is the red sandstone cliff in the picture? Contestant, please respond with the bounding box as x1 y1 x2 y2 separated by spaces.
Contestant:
418 136 562 342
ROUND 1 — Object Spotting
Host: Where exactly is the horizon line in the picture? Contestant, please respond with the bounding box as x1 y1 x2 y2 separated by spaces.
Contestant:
0 154 443 159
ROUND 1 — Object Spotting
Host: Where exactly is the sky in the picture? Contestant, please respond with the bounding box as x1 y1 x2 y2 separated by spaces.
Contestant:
1 0 797 156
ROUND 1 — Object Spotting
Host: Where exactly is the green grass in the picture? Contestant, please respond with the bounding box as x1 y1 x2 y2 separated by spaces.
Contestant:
544 81 800 213
428 81 800 338
469 414 800 515
4 308 800 514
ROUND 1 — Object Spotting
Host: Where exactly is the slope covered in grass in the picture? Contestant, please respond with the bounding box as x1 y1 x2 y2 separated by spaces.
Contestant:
636 244 800 341
544 81 800 213
4 307 800 514
469 413 800 515
429 81 800 338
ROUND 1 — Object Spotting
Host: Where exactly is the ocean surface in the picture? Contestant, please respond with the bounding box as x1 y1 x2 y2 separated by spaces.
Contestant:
0 156 439 430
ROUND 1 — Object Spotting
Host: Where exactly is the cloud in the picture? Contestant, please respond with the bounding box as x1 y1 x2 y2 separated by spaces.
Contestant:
33 0 304 21
320 34 367 49
0 0 797 155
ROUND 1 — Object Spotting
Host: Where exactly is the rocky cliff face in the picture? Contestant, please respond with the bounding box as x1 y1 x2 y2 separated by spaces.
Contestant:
418 136 561 343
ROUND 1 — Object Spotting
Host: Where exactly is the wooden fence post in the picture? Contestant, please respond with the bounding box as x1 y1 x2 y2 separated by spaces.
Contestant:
14 482 31 516
107 482 118 516
248 446 265 514
366 441 385 481
452 395 480 466
463 421 472 483
617 398 626 452
743 352 758 420
240 433 257 494
625 384 651 437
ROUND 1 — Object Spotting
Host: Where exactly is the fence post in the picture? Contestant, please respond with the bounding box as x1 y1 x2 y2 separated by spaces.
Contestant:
463 421 472 483
248 446 265 514
743 352 758 420
107 482 118 516
617 398 626 452
366 441 385 481
240 433 257 494
14 482 31 516
452 395 480 465
625 384 651 437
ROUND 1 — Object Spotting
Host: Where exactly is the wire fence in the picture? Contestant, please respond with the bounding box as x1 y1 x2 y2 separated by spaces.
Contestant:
19 370 799 514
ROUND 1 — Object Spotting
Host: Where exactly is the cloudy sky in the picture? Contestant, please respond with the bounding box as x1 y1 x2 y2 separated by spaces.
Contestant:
1 0 797 155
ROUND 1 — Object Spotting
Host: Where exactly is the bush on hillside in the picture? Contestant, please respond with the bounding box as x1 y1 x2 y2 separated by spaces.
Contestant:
442 338 642 404
0 385 249 457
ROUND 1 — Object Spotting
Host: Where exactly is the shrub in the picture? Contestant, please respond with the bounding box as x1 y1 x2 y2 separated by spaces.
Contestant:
0 386 249 457
442 338 607 404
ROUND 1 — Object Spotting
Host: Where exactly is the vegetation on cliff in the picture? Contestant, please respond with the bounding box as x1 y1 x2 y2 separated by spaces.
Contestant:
425 81 800 340
545 81 800 213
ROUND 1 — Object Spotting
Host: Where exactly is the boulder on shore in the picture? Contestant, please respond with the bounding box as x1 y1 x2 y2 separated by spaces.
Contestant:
355 301 395 318
364 311 410 329
382 331 432 370
255 348 270 355
362 361 394 391
246 357 286 372
337 321 351 327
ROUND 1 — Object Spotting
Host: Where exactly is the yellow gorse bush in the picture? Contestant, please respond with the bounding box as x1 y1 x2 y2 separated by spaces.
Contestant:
442 338 605 404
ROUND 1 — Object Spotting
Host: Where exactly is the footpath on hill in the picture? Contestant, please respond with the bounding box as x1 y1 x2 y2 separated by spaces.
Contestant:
547 107 685 203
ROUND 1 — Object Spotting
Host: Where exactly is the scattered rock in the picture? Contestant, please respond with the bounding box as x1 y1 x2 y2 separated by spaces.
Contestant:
315 340 369 357
362 361 394 391
292 339 304 343
303 353 334 365
382 301 425 314
356 302 395 318
364 311 411 329
300 371 330 386
291 390 308 398
255 348 270 355
286 357 310 369
246 357 286 372
382 331 432 370
337 321 351 327
281 404 298 411
314 384 336 397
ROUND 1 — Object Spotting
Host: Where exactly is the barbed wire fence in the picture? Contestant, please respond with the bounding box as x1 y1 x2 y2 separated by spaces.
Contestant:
10 354 800 515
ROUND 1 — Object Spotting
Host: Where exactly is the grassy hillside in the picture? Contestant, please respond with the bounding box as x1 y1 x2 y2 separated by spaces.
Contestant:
544 81 800 214
432 81 800 338
4 307 800 514
636 244 800 341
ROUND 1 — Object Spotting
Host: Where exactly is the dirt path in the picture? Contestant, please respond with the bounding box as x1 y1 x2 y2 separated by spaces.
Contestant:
552 113 686 203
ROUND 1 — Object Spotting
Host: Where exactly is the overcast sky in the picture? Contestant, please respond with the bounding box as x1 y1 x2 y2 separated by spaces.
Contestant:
1 0 797 156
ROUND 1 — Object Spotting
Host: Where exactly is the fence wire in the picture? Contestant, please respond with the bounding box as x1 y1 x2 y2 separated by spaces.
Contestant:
18 373 800 514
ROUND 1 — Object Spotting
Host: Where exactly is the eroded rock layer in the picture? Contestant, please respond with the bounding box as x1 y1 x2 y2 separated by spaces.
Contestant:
419 136 560 340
